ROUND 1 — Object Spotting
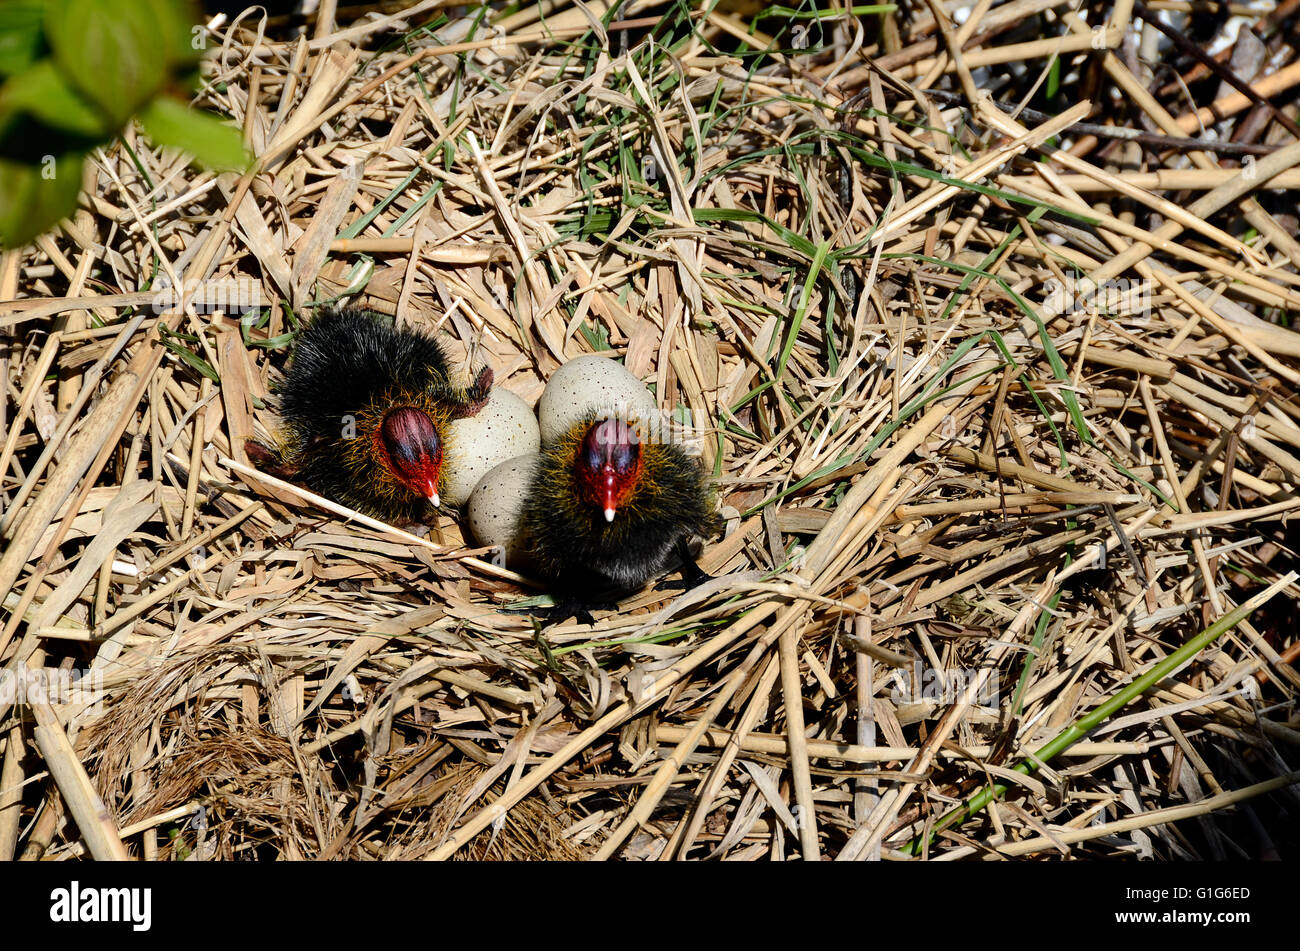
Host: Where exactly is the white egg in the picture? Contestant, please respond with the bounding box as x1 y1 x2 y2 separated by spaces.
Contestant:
537 355 662 444
442 388 540 507
467 452 539 569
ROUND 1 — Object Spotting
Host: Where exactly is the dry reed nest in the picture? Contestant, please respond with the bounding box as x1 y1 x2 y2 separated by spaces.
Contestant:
1 1 1299 861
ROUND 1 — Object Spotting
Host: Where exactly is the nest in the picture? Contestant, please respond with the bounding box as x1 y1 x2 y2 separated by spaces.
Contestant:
2 2 1299 861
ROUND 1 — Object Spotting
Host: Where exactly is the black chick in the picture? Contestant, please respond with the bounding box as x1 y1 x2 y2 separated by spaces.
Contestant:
518 415 721 622
247 305 491 524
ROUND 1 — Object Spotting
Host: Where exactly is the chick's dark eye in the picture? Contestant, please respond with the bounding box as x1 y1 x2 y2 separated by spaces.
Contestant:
389 439 417 466
609 442 637 473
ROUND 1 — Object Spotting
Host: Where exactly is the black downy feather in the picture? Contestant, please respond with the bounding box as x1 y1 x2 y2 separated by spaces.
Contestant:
277 305 456 440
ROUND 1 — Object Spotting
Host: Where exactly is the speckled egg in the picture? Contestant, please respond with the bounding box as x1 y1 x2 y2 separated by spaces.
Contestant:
537 355 661 444
442 388 540 507
467 452 539 569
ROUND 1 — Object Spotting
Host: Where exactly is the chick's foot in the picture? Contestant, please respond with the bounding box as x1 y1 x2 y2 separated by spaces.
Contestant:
654 540 714 591
538 596 620 627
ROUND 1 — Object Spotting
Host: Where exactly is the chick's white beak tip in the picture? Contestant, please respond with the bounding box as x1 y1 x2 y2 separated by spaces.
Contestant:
429 491 441 507
604 508 616 522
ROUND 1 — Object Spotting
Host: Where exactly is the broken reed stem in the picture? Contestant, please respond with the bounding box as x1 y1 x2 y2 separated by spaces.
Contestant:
30 700 130 861
780 609 822 860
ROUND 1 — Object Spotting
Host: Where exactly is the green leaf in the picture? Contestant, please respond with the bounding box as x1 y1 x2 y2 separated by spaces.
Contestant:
0 58 109 137
578 318 610 352
0 152 84 248
0 0 47 75
143 0 203 70
137 97 250 171
158 325 220 381
46 0 168 125
776 239 830 380
693 207 819 258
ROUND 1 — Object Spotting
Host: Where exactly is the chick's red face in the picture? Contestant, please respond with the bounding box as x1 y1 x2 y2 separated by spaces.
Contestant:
378 407 443 506
576 418 643 522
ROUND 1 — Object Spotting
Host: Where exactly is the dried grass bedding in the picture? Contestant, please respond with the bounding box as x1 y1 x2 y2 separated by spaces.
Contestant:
1 1 1298 860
